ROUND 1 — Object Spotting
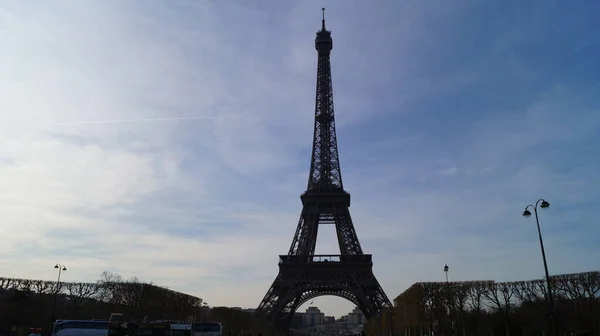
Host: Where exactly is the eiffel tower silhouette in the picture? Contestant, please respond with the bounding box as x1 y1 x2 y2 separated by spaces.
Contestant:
256 9 392 328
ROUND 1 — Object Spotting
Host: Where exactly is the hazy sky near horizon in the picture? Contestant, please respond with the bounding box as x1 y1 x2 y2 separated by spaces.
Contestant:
1 0 599 317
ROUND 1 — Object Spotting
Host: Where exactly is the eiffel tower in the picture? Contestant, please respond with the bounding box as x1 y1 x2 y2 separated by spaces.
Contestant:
256 9 392 327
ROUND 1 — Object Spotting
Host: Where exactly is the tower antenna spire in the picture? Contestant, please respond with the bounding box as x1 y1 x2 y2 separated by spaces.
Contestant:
321 8 326 30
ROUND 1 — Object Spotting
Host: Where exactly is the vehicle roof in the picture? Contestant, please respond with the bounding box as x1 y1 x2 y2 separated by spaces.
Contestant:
55 320 109 324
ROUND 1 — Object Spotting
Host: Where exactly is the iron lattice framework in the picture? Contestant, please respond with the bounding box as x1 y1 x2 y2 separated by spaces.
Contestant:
256 11 392 328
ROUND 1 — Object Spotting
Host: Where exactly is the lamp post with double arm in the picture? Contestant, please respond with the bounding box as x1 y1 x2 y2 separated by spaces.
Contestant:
50 264 67 325
522 199 556 336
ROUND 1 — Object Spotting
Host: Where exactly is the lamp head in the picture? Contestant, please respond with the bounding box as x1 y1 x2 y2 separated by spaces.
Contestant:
54 264 59 269
444 264 449 272
62 266 67 271
522 209 532 218
540 200 550 209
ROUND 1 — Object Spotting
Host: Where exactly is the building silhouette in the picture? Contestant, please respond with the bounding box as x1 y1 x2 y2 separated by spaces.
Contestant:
347 307 366 325
302 306 325 327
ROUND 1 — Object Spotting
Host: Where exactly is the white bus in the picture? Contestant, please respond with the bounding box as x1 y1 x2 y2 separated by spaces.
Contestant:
172 322 222 336
52 320 221 336
52 320 109 336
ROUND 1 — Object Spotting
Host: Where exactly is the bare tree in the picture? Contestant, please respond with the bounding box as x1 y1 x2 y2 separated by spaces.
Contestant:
31 280 53 294
65 282 99 313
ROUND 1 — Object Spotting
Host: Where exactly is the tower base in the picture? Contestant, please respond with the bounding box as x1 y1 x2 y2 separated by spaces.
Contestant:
257 254 391 328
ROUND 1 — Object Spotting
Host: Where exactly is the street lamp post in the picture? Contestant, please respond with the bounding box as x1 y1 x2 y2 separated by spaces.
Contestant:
443 264 454 336
444 264 449 283
50 264 67 325
202 302 208 322
522 199 556 336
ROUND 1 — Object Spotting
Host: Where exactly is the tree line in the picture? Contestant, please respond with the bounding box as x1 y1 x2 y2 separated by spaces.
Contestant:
0 271 283 335
365 271 599 336
0 271 281 335
0 271 204 328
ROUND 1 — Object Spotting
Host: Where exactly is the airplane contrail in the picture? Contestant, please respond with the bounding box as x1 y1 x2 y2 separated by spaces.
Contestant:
54 114 242 126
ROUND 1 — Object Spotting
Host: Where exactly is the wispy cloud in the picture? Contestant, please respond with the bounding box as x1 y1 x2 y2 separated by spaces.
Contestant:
54 115 243 126
0 0 599 317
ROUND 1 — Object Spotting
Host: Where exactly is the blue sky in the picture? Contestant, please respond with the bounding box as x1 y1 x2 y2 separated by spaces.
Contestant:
0 0 599 318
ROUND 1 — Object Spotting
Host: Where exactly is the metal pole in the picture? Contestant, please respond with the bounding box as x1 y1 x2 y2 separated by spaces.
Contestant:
524 199 556 336
444 265 452 336
50 264 65 325
533 205 557 336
